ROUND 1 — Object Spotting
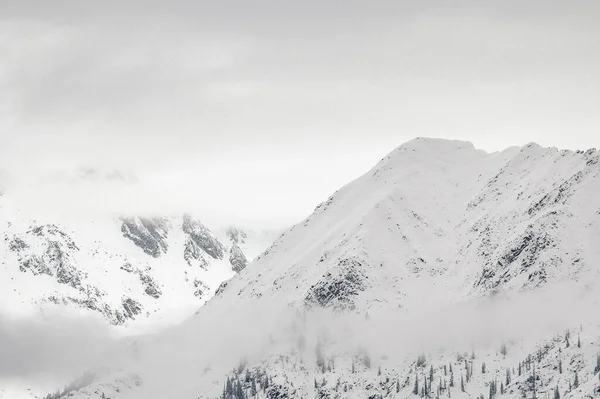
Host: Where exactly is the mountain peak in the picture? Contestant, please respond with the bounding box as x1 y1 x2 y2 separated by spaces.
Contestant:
398 137 477 152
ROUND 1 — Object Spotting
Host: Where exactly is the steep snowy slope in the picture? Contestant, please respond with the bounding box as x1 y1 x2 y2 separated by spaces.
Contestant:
0 194 275 329
10 138 600 399
203 139 600 315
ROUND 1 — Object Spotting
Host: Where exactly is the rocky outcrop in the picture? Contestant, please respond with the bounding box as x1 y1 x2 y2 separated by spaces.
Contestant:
8 236 28 252
193 278 210 299
15 225 85 289
229 243 248 272
120 217 170 258
45 290 140 326
183 236 209 269
182 214 225 260
122 297 143 319
304 257 367 311
139 271 162 299
226 227 247 245
119 262 162 299
1 209 275 328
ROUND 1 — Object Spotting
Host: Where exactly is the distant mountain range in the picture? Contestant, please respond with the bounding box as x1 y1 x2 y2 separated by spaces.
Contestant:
0 191 279 328
3 138 600 399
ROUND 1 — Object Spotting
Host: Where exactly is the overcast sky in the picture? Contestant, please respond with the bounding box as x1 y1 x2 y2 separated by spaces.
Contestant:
1 1 599 227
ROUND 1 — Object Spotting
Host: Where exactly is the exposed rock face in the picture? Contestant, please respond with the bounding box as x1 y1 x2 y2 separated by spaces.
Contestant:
120 217 170 258
183 236 210 269
182 214 225 260
121 297 143 319
19 254 52 276
48 240 83 289
1 204 273 326
139 271 162 299
226 226 248 245
193 278 210 299
8 236 28 252
14 225 85 289
229 243 248 272
304 257 367 311
214 281 229 297
119 262 162 299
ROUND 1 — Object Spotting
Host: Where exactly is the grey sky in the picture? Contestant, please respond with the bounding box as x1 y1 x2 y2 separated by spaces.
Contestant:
1 1 599 227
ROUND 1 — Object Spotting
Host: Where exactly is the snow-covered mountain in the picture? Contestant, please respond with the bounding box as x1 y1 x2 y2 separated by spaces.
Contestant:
5 138 600 399
209 138 600 312
0 191 278 329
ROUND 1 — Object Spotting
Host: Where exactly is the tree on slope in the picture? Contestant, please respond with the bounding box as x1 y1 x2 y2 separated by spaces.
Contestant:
413 374 419 395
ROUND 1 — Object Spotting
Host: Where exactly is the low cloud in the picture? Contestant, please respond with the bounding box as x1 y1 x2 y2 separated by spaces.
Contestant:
0 310 117 380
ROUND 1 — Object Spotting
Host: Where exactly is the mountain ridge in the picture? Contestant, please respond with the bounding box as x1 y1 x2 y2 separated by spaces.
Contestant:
4 138 600 399
0 198 277 328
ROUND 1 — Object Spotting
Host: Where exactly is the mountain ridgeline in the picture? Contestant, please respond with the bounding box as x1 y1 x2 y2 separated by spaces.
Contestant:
13 138 600 399
211 138 600 312
0 207 267 326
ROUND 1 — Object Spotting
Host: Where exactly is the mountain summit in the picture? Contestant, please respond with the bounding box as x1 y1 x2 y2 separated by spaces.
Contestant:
208 139 599 313
7 138 600 399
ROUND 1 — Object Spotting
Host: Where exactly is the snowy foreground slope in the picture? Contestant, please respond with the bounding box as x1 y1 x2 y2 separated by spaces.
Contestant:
0 193 277 330
10 138 600 399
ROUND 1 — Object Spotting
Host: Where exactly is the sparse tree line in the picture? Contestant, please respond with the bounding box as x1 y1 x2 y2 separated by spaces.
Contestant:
220 359 276 399
212 326 600 399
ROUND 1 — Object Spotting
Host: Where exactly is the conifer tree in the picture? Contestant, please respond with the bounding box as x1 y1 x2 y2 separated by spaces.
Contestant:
430 365 434 381
363 351 371 369
532 367 537 399
577 335 581 348
482 362 486 374
554 386 560 399
461 375 465 392
316 339 325 373
574 372 579 388
559 358 563 374
236 380 244 399
413 374 419 395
